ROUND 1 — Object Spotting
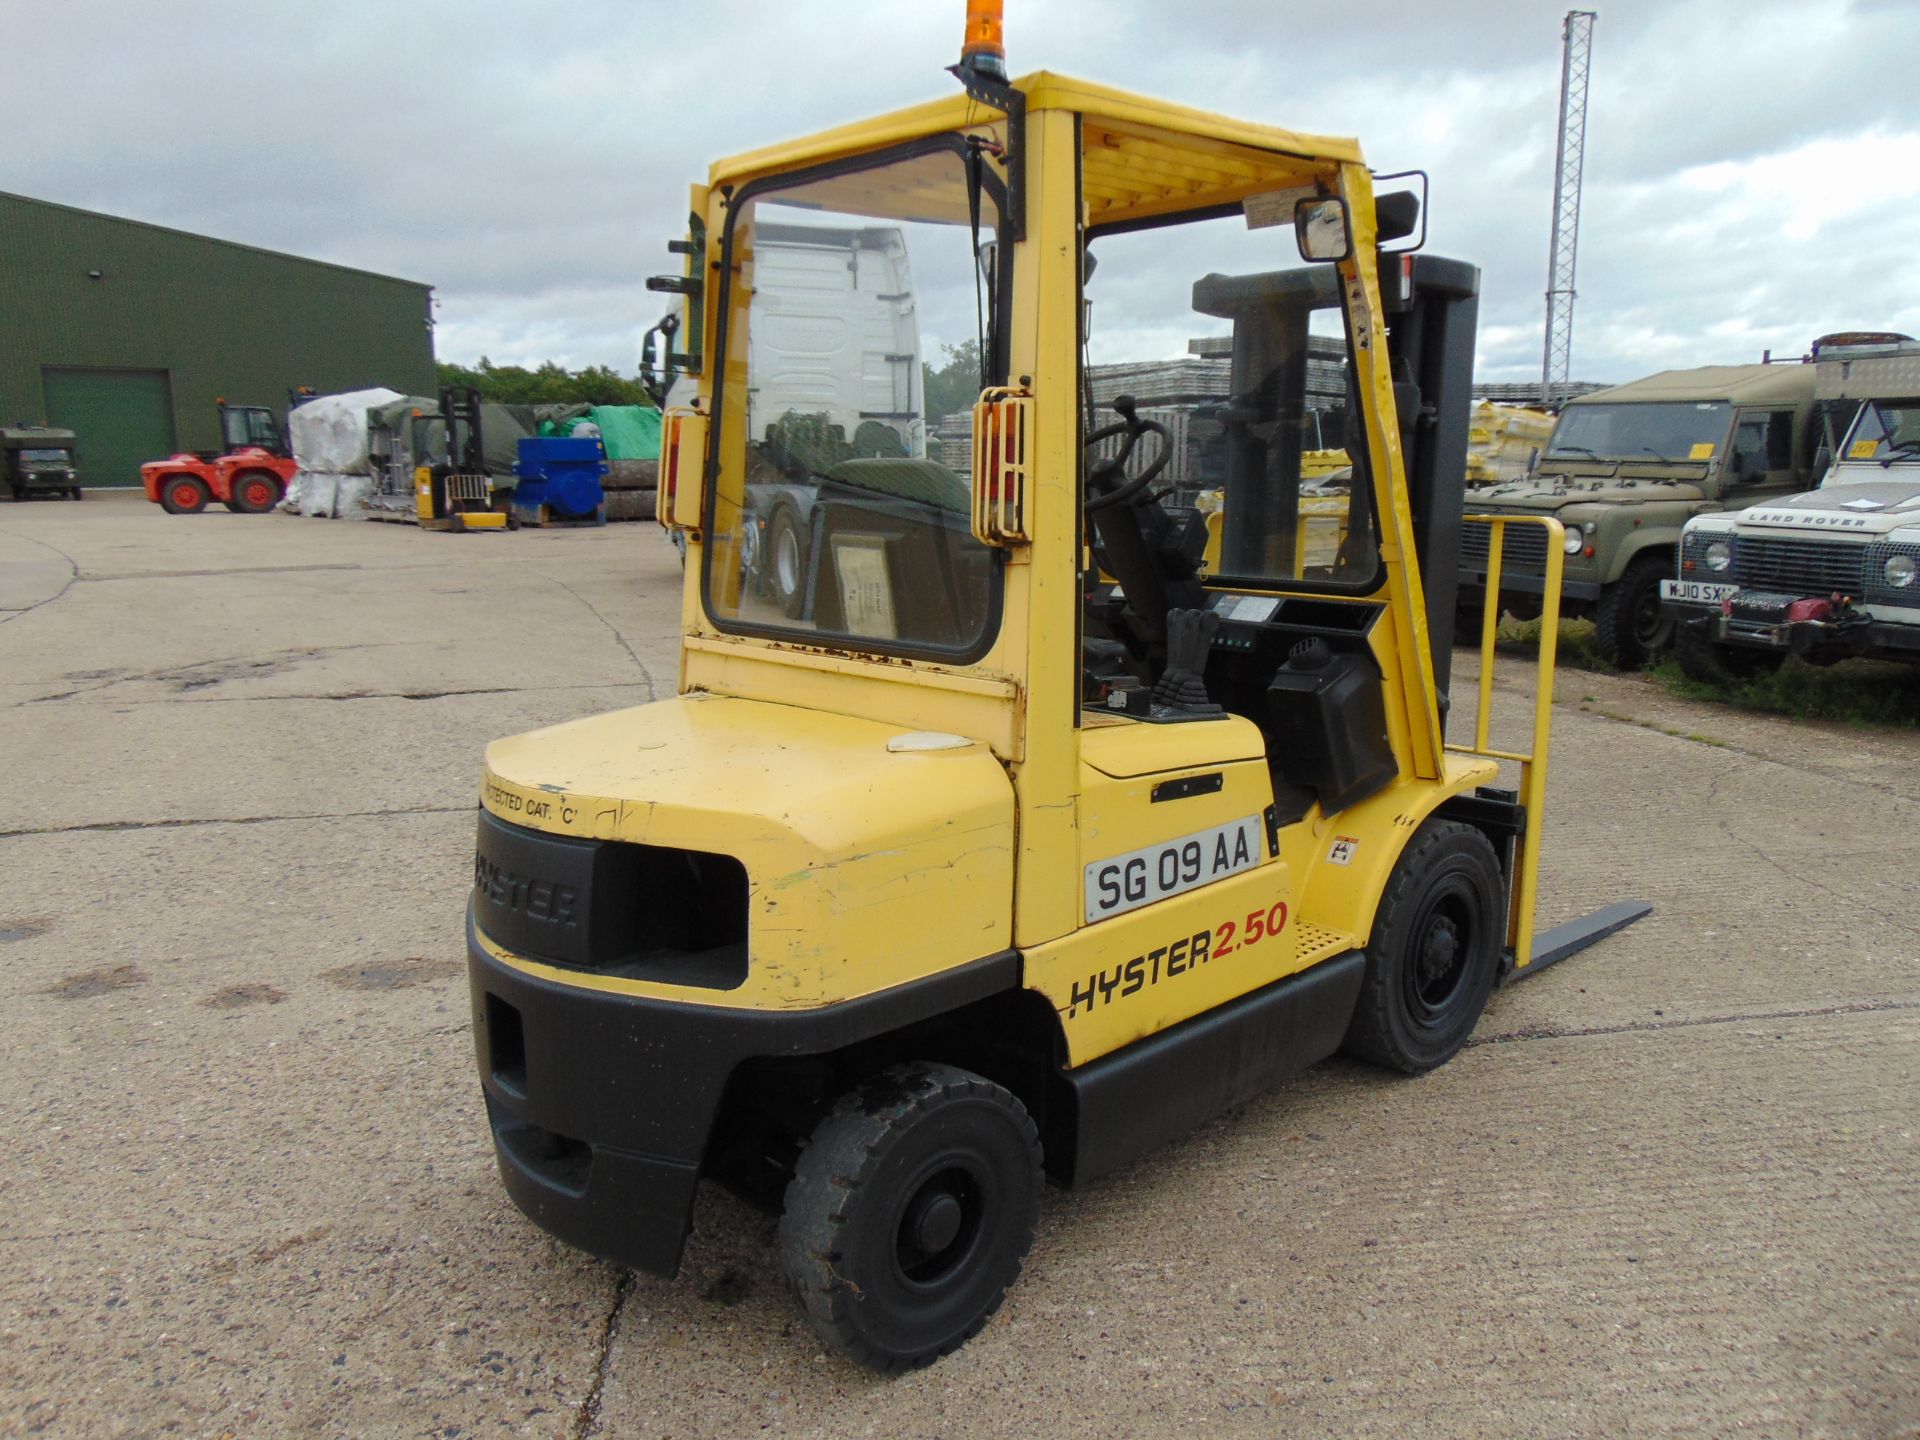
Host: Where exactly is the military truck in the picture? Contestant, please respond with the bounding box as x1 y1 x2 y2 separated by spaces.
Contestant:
1457 363 1835 667
1663 347 1920 679
2 427 81 501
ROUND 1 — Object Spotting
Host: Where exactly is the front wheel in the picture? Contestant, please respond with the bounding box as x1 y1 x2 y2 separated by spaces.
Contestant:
1342 820 1504 1073
229 471 282 514
1592 552 1675 669
778 1062 1042 1373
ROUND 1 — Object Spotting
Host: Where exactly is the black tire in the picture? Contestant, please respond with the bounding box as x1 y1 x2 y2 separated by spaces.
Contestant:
69 487 82 501
1342 819 1504 1074
1592 552 1675 669
766 506 808 619
228 470 281 514
778 1062 1042 1373
159 475 209 515
1673 618 1785 686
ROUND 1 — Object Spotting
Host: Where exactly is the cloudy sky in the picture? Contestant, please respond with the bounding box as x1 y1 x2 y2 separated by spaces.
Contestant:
7 0 1918 385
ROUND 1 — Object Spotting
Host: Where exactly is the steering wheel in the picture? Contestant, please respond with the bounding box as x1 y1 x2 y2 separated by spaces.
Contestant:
1084 395 1172 513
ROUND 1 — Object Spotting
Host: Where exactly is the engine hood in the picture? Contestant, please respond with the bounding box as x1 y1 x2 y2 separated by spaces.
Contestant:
1473 470 1710 513
479 692 1016 1004
1729 480 1920 537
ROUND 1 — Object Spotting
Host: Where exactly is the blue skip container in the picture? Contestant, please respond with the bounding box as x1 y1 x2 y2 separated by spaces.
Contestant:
514 436 609 523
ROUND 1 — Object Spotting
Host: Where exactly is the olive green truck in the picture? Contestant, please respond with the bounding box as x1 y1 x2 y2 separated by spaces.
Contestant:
1457 364 1848 667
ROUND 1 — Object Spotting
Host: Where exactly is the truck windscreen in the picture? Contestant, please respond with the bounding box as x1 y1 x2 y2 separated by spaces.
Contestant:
1546 402 1731 462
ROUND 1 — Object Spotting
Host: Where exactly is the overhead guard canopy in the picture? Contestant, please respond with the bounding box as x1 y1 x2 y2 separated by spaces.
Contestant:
710 72 1360 229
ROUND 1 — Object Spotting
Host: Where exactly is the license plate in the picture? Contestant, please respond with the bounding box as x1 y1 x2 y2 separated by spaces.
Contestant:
1084 815 1262 923
1660 580 1738 604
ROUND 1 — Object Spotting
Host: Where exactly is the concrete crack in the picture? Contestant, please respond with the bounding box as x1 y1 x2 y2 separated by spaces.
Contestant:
0 804 470 840
0 531 79 626
575 1269 634 1439
1471 997 1920 1048
545 576 657 700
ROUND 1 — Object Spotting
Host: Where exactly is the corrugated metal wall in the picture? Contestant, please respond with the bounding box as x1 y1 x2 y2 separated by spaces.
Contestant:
0 191 434 483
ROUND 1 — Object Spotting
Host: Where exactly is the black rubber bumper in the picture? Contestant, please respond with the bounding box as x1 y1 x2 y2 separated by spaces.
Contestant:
1669 606 1920 661
466 903 1017 1277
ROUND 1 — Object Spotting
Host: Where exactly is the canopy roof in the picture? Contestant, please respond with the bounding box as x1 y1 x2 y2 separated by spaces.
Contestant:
712 71 1360 230
1576 364 1821 407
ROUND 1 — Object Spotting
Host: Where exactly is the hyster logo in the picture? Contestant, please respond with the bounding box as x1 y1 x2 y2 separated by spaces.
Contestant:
474 855 579 928
1066 926 1213 1018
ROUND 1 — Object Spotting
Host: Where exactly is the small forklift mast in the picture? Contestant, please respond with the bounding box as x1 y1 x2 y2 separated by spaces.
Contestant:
463 0 1646 1373
414 386 510 532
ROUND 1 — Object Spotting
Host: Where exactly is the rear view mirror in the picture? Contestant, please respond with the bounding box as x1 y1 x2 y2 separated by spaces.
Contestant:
1295 197 1351 263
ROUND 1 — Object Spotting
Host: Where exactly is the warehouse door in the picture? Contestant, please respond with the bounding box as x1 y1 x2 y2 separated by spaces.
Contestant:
42 367 176 488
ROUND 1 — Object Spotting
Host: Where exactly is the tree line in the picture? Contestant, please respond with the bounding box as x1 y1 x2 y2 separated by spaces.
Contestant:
434 359 656 408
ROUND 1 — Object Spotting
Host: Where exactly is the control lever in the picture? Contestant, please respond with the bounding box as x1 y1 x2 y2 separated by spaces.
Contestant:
1151 607 1221 712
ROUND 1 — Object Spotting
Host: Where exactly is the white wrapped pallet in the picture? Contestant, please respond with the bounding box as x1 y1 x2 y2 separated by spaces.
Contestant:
281 388 404 517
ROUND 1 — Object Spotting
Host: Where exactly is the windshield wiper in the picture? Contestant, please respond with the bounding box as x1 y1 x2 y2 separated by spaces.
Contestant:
1879 440 1920 467
1550 444 1598 458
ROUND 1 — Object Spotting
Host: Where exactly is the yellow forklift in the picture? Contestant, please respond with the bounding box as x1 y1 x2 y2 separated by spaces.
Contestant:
414 386 511 532
465 4 1646 1371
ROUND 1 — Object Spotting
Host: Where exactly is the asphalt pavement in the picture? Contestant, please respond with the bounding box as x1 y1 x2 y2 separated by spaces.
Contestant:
1 492 1913 1439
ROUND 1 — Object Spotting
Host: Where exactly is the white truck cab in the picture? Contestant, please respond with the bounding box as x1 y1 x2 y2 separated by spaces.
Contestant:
1664 343 1920 680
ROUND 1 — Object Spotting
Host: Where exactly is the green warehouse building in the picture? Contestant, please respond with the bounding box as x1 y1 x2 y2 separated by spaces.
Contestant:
0 190 435 487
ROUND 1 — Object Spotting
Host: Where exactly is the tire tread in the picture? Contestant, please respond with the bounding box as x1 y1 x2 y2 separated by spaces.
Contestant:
777 1063 1040 1373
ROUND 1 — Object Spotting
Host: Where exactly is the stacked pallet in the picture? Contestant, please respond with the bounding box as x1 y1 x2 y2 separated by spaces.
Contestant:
1465 402 1555 486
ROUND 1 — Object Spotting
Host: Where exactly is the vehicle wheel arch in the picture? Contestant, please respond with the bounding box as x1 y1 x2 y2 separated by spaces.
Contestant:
1293 775 1514 947
703 983 1069 1201
1600 532 1680 586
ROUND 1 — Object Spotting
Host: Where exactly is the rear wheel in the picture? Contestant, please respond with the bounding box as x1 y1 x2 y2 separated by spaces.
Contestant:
1592 552 1674 669
160 475 209 515
229 471 281 514
778 1062 1041 1373
1674 619 1785 687
1342 820 1504 1073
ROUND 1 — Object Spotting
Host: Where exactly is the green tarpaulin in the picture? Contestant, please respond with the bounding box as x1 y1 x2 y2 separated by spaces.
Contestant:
539 405 661 461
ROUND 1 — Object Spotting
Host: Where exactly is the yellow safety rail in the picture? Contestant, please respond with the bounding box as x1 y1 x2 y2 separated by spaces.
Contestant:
1444 514 1565 969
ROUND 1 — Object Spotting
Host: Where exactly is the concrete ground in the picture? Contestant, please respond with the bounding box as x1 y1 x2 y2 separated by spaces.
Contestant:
1 490 1914 1440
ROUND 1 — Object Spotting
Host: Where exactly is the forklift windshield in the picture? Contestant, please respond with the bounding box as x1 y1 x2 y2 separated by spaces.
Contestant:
1083 208 1379 592
220 406 283 453
703 140 1011 661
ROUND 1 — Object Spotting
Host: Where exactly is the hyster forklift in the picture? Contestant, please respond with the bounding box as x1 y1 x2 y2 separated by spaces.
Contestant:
465 4 1646 1371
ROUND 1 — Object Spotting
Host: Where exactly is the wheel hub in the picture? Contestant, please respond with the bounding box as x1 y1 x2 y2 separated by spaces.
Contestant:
1419 916 1459 988
903 1187 963 1257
